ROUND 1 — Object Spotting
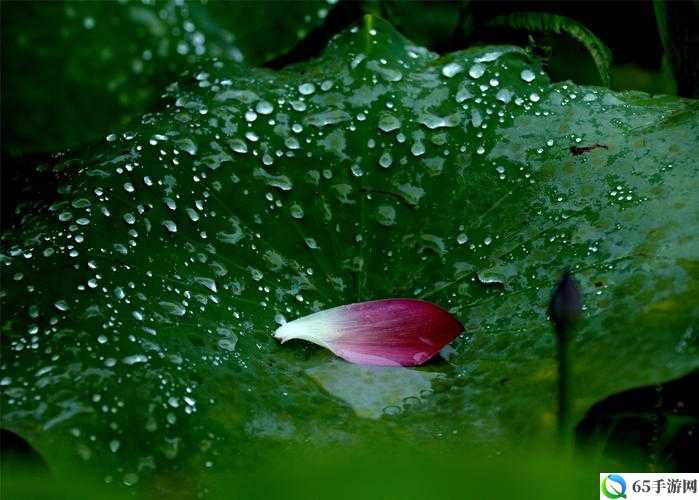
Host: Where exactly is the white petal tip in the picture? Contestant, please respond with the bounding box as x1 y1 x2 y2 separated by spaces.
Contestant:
273 327 287 342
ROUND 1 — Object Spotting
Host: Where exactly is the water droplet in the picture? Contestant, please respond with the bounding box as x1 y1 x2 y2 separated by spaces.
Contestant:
383 405 401 416
471 109 483 128
305 109 351 127
284 137 300 150
54 300 69 312
298 82 316 95
186 208 200 222
230 138 248 154
122 354 148 365
218 338 237 352
367 60 402 81
254 167 292 191
290 100 307 112
456 86 473 103
289 204 304 219
411 141 425 157
376 205 396 226
175 138 197 156
476 271 504 286
417 113 460 129
162 220 178 233
255 100 274 115
194 277 217 293
475 51 501 62
520 69 536 82
496 88 513 103
122 473 139 487
441 62 463 78
378 114 401 132
379 152 393 168
159 301 186 316
468 63 485 79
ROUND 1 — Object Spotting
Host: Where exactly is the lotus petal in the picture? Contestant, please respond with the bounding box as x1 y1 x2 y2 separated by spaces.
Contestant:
274 299 463 366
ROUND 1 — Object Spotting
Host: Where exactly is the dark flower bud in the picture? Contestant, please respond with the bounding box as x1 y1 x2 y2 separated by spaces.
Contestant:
549 269 582 336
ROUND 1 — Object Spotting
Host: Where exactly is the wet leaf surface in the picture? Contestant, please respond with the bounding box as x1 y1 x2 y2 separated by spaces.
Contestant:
1 16 698 493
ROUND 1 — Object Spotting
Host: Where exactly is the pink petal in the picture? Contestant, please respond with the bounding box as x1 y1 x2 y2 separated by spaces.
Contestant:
273 299 463 366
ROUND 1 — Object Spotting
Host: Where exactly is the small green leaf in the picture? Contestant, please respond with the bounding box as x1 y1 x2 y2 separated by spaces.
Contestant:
488 12 613 87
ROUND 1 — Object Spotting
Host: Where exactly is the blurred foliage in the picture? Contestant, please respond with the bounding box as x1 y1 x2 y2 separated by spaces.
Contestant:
2 440 598 500
653 0 699 98
0 0 334 155
578 369 699 472
363 0 468 50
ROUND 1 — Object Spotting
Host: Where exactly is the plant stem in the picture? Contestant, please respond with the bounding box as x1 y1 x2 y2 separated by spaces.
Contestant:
549 269 581 450
556 325 570 447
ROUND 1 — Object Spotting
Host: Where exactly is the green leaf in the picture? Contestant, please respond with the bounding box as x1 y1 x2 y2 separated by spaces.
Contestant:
652 0 699 98
487 12 613 87
363 0 470 50
0 0 332 154
2 16 698 493
578 369 699 471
